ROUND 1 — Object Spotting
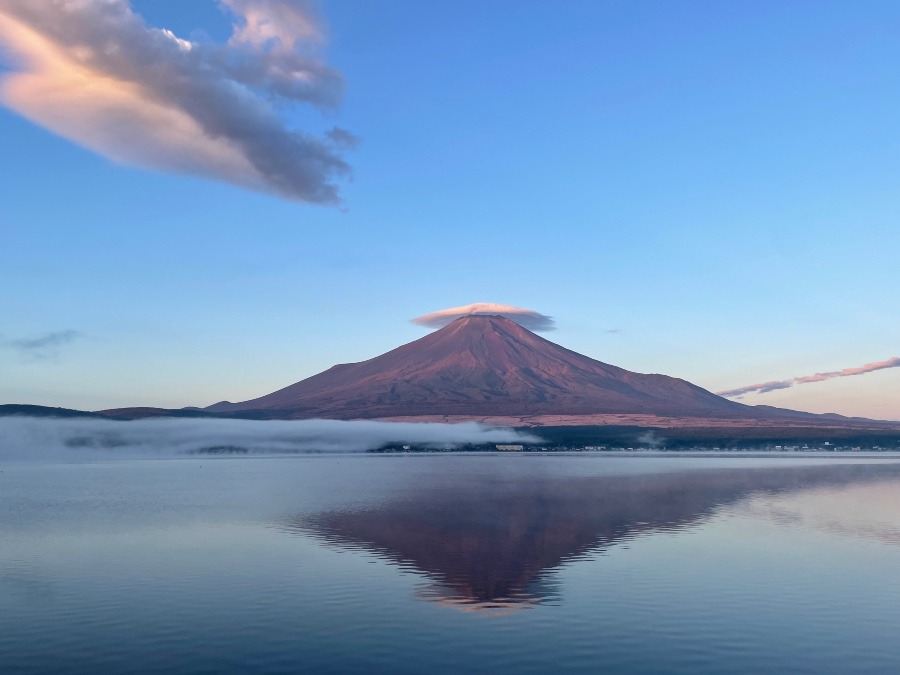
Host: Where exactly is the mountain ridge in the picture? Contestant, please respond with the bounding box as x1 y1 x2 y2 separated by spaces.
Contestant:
205 315 827 422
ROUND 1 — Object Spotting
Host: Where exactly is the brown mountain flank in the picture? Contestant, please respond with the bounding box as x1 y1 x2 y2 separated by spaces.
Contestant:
205 315 879 427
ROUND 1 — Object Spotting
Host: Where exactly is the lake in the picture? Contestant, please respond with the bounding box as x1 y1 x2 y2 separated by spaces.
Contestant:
2 453 900 673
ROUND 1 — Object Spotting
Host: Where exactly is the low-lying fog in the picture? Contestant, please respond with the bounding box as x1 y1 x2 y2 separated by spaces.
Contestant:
0 417 540 461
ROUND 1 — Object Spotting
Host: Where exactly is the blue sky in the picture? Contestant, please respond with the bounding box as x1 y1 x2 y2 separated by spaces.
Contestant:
1 0 898 418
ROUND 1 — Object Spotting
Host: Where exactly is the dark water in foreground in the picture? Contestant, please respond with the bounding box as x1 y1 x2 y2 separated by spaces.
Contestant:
2 454 900 673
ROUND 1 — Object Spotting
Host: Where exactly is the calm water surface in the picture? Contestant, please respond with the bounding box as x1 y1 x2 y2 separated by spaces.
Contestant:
2 454 900 673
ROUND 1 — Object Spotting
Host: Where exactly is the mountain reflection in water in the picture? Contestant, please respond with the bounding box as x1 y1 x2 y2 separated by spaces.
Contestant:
281 462 900 611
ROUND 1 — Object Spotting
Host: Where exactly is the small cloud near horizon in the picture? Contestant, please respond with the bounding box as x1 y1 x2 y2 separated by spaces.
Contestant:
411 303 556 332
4 329 83 361
0 0 354 203
718 356 900 398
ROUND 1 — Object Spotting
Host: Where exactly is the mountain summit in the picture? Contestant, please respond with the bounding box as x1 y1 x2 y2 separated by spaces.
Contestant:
207 315 757 420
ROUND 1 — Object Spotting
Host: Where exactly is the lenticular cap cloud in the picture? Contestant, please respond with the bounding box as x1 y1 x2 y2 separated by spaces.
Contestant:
411 303 556 332
0 0 354 203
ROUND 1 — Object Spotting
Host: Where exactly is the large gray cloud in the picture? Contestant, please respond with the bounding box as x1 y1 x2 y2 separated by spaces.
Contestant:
718 357 900 398
0 0 354 203
411 303 556 332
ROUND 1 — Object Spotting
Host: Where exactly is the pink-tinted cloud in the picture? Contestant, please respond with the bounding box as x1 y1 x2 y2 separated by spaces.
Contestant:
411 303 556 332
718 357 900 398
717 380 793 397
793 357 900 384
0 0 354 203
222 0 321 49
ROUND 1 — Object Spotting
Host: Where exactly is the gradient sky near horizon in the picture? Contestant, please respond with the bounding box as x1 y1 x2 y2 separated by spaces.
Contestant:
1 0 898 419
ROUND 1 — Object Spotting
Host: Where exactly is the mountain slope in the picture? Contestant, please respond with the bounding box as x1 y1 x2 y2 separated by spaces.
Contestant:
207 315 760 419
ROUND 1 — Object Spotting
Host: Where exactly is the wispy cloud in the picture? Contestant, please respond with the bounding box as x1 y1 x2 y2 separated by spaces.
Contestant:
718 357 900 398
4 329 82 360
0 0 354 203
411 303 556 332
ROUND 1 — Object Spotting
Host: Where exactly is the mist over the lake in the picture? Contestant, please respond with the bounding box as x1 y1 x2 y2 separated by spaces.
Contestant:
0 417 539 461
